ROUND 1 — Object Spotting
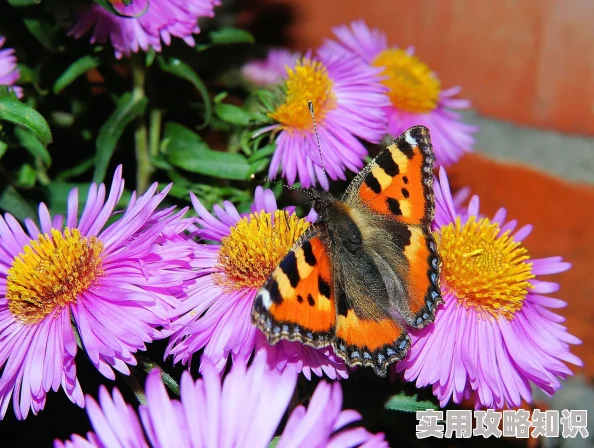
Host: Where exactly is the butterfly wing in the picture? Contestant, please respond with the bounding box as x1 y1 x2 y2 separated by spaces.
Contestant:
330 250 411 377
343 126 435 225
252 227 336 348
342 126 442 329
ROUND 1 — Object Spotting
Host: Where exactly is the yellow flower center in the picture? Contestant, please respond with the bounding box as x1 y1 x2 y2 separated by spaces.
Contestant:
216 210 310 291
6 229 104 325
269 58 337 131
372 48 440 114
436 217 535 320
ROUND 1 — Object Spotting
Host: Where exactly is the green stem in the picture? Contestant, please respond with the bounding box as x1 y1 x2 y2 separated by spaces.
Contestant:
148 109 162 158
35 161 51 186
122 369 147 405
139 357 180 396
132 59 152 193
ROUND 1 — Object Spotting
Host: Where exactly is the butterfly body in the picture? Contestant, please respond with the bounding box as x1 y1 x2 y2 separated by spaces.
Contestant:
253 126 443 376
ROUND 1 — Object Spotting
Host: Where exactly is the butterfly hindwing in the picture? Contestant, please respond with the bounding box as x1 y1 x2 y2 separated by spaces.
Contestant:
333 291 410 377
252 228 336 347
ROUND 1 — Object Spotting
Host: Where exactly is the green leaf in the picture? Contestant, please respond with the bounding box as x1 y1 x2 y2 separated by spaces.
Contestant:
247 143 276 163
0 185 36 220
164 123 251 180
255 87 283 113
210 27 255 45
14 127 52 166
385 392 439 413
268 436 280 448
215 103 254 126
0 141 8 160
17 164 36 188
53 56 101 94
16 63 36 85
93 92 148 183
0 92 52 146
213 92 228 104
145 49 156 67
55 158 95 181
158 57 211 128
248 158 270 176
22 18 56 52
7 0 42 5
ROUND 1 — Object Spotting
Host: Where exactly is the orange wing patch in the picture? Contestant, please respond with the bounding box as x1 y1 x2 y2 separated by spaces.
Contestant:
358 127 434 225
333 309 410 376
335 312 403 351
404 227 433 315
252 234 335 347
402 226 442 329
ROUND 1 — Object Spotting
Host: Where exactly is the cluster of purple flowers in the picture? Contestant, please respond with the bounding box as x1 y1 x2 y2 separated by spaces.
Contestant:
244 20 477 187
0 2 582 447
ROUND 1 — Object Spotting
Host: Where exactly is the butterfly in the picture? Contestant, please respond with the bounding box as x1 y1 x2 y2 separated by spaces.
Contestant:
252 125 443 376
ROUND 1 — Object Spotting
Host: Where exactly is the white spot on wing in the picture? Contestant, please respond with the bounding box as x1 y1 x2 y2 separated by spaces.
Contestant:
259 289 272 309
404 132 417 146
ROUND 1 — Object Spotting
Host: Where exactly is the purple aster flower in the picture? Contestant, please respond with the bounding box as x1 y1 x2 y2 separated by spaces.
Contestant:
241 48 300 87
69 0 220 59
166 187 347 379
395 167 583 409
256 50 390 189
0 166 195 420
0 36 22 98
320 20 477 167
56 352 386 448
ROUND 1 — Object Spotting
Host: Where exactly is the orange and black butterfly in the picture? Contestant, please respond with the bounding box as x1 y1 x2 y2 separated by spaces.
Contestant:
252 126 442 376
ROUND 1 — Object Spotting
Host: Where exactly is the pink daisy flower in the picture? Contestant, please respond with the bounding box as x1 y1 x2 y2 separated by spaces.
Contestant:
0 166 195 420
241 48 300 87
0 36 22 98
320 20 476 166
69 0 220 59
56 352 387 448
166 187 347 380
257 51 390 189
396 167 583 409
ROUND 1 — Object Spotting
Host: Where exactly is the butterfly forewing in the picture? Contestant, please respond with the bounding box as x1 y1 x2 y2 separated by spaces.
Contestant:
344 126 435 226
252 228 336 348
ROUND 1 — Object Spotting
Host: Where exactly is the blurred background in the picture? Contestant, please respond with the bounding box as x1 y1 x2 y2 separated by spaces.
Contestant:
239 0 594 444
239 0 594 179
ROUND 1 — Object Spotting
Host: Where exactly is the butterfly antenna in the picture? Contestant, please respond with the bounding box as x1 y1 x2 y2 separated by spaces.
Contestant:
250 174 305 193
308 100 329 191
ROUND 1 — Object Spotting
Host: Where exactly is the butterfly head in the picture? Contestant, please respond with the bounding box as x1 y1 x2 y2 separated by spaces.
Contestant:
306 188 335 220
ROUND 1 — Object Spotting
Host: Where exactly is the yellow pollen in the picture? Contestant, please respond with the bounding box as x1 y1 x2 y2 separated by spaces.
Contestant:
216 210 310 291
6 228 104 325
463 248 484 258
372 48 441 114
436 217 535 320
269 58 337 131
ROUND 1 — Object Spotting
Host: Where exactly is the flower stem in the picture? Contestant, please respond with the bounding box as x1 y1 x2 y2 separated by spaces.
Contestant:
140 357 180 396
132 58 152 193
122 369 147 405
149 108 162 158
